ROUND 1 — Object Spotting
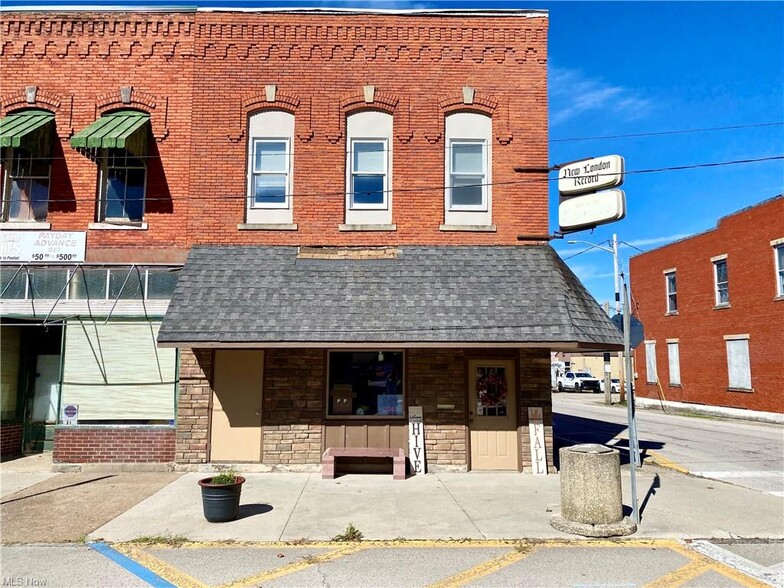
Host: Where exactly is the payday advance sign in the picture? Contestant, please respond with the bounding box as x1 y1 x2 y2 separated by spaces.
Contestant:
0 231 86 263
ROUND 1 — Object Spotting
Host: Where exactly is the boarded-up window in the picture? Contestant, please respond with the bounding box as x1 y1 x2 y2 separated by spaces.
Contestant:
667 342 681 386
61 320 176 421
725 337 751 390
645 341 657 384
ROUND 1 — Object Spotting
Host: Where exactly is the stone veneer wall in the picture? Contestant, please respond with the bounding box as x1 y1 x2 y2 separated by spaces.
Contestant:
518 348 555 473
262 349 324 466
175 348 212 464
408 349 468 472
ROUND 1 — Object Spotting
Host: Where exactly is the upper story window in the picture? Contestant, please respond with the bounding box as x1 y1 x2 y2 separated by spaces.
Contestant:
443 112 492 228
773 241 784 297
0 109 55 224
350 140 387 209
343 111 393 229
70 110 150 227
665 270 677 313
101 149 146 222
245 110 294 227
713 257 729 306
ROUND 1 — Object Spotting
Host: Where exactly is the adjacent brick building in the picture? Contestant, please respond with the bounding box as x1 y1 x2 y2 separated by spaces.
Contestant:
629 195 783 415
1 7 622 473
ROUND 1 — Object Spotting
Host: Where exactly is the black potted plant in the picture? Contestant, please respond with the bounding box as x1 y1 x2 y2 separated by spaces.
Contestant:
198 467 245 523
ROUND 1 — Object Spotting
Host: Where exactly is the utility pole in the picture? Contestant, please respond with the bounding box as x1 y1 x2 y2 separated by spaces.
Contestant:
623 274 641 524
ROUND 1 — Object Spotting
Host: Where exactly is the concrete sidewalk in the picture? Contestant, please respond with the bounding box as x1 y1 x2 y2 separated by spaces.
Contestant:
89 465 784 543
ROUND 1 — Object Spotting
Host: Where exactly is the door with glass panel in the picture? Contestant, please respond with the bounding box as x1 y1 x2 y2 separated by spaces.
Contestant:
469 359 518 470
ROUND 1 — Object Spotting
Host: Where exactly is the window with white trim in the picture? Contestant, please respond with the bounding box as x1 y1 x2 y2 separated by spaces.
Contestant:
100 149 146 222
344 111 393 227
725 336 751 390
349 139 387 209
246 110 294 225
443 112 492 227
775 244 784 296
714 258 729 305
665 271 677 313
667 341 681 386
644 340 657 384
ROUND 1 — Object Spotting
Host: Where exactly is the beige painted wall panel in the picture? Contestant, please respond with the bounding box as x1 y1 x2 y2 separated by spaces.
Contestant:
1 327 21 418
211 350 264 462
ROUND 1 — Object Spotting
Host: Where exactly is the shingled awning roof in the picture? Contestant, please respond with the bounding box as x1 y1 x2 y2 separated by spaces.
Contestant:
158 245 623 350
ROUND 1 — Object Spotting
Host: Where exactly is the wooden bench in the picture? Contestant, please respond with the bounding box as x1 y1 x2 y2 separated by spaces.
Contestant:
322 447 406 480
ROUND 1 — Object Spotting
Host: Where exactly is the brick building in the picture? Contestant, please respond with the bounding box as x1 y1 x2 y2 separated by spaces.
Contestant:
629 195 783 416
1 7 622 473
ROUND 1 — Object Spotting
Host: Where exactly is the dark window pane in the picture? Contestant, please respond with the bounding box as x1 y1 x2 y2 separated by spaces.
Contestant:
716 261 727 283
328 351 404 417
105 169 127 219
125 168 146 222
1 267 27 299
108 268 143 299
28 269 67 299
352 174 384 205
146 268 179 300
254 174 287 204
70 268 107 300
450 176 483 207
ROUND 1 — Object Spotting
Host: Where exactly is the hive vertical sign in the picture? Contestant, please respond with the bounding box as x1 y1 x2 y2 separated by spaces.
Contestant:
558 155 626 232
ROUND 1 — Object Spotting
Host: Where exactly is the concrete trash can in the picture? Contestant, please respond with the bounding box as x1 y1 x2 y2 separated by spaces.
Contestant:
550 443 636 537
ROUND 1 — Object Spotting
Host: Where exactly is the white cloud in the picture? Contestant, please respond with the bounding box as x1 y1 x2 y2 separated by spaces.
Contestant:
550 66 652 126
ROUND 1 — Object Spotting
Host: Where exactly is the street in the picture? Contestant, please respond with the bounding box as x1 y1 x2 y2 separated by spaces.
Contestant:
553 393 784 496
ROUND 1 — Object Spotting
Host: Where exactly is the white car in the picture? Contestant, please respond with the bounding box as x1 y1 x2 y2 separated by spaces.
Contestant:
599 378 621 393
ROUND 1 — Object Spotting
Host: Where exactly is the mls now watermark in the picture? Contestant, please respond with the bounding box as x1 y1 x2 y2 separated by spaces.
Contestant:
2 577 47 587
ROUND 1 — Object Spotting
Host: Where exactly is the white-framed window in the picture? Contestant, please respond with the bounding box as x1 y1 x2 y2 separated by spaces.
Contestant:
443 112 492 227
725 335 751 390
644 340 657 384
246 110 294 225
667 340 681 386
774 242 784 297
250 139 289 209
349 139 388 210
665 271 677 313
713 257 729 305
344 111 393 227
448 140 487 211
100 149 146 223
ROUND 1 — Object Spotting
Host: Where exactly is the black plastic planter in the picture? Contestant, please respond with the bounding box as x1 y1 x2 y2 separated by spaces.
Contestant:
198 476 245 522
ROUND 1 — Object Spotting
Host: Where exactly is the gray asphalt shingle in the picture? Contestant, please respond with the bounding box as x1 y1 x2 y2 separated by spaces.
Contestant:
157 245 623 347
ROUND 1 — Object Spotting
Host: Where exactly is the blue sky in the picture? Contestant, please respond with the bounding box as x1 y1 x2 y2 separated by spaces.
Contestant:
6 0 782 306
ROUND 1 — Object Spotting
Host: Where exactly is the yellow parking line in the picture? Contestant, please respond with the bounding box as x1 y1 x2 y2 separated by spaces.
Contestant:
114 543 209 588
647 450 690 474
666 542 770 588
426 547 532 588
645 559 714 588
221 544 367 588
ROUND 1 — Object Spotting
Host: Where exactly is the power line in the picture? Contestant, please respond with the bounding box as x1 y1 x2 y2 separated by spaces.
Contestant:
550 121 784 143
4 153 782 205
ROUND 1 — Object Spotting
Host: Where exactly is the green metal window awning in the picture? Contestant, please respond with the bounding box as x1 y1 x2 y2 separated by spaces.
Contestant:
70 110 150 154
0 110 55 148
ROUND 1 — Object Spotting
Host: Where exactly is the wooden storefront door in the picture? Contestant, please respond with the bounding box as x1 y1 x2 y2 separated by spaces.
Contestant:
469 359 518 470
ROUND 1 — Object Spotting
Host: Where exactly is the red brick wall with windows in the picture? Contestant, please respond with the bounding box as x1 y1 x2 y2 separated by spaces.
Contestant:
630 195 784 414
1 10 548 250
53 426 175 463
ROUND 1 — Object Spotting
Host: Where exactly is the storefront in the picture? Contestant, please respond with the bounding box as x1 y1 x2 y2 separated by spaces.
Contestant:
160 245 623 474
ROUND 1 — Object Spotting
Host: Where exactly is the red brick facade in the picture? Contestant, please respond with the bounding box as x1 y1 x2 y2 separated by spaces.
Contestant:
630 196 784 414
1 420 23 458
53 426 175 463
1 10 548 255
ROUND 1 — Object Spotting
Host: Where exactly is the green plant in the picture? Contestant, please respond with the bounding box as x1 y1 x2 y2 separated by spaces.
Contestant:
210 466 240 485
332 523 363 542
128 534 189 547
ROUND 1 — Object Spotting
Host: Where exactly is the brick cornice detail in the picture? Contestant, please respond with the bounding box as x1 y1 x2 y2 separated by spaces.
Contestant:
1 88 73 139
439 93 498 114
228 91 307 143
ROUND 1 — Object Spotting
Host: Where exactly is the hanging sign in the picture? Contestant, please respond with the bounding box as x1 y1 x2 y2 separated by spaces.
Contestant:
528 406 547 475
0 231 86 263
558 189 626 232
558 155 625 196
408 406 426 475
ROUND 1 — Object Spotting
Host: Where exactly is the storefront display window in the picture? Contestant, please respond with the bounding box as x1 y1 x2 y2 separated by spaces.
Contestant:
327 351 404 418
